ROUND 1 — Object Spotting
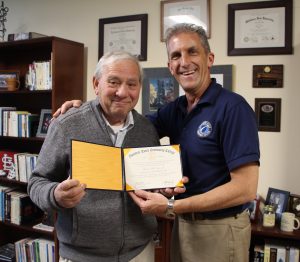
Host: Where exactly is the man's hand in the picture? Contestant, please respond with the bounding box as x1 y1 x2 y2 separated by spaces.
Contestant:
54 178 86 208
52 100 83 118
129 190 168 217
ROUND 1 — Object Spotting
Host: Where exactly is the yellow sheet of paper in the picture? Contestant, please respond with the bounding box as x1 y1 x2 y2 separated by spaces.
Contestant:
72 140 123 190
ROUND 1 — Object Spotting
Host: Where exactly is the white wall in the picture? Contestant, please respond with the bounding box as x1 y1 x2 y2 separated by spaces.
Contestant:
4 0 300 199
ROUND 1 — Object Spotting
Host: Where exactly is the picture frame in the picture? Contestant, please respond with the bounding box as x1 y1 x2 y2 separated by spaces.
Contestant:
98 14 148 61
266 187 290 220
249 196 260 222
211 65 233 91
0 70 19 89
228 0 293 56
288 194 300 220
142 67 179 116
255 98 281 132
161 0 211 42
36 109 52 138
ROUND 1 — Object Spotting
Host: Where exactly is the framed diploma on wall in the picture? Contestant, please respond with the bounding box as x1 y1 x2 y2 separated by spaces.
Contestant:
98 14 148 61
161 0 210 42
228 0 293 56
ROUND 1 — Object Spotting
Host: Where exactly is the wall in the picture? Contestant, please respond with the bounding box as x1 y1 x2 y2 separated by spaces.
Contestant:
4 0 300 199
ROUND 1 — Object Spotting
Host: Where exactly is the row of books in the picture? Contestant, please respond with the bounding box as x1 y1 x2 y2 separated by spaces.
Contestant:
0 150 38 182
15 237 55 262
0 107 39 138
26 60 52 91
253 241 300 262
0 185 43 225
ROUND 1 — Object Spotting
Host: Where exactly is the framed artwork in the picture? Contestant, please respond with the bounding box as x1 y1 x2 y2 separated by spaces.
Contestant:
142 67 179 116
161 0 210 41
249 196 260 222
0 70 19 89
266 187 290 221
211 65 233 91
36 109 52 138
255 98 281 132
288 194 300 220
228 0 293 56
98 14 148 61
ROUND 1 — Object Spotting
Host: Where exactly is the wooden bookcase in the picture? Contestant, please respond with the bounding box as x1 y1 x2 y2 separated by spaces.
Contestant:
0 36 84 261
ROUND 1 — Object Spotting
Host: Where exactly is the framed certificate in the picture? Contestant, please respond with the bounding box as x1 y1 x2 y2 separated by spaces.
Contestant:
98 14 148 61
228 0 293 56
161 0 210 42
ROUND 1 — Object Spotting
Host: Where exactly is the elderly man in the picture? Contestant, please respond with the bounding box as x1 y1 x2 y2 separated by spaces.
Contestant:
28 51 181 262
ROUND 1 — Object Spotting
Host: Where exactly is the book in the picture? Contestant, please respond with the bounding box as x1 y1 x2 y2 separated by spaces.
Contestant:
71 140 183 191
0 107 16 136
7 32 47 41
32 222 54 232
289 247 300 262
0 243 15 262
9 191 43 225
253 245 264 262
0 150 16 178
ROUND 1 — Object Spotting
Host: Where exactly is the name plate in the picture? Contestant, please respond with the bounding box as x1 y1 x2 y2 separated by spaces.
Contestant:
253 65 283 88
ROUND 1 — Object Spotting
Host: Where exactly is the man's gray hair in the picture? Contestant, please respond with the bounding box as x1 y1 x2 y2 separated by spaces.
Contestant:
94 51 143 82
165 23 211 54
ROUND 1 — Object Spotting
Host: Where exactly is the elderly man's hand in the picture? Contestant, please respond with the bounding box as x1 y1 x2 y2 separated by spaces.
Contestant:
54 178 86 208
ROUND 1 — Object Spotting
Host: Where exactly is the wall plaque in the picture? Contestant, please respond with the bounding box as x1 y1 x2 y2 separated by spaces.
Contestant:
253 65 283 88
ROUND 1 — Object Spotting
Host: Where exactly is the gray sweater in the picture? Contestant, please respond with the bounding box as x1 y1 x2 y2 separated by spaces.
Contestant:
28 99 160 262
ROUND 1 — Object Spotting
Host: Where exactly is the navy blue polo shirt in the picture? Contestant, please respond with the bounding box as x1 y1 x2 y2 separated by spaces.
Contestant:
147 79 260 216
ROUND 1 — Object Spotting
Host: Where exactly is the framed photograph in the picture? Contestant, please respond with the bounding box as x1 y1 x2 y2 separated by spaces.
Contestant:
142 67 179 116
288 194 300 220
36 109 52 138
98 14 148 61
255 98 281 132
161 0 211 41
211 65 233 91
266 187 290 220
249 195 261 222
0 70 19 89
228 0 293 56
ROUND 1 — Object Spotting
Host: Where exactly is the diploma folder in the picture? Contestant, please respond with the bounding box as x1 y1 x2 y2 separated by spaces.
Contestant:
71 140 183 191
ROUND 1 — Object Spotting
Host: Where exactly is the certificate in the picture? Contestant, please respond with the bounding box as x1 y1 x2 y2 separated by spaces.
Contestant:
228 0 293 56
234 7 285 49
103 21 141 57
98 14 148 61
71 140 183 191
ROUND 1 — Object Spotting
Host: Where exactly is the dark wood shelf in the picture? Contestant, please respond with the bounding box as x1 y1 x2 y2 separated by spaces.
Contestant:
251 222 300 241
0 220 54 237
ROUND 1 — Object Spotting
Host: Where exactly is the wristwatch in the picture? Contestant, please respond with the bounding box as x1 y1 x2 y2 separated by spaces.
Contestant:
165 198 176 218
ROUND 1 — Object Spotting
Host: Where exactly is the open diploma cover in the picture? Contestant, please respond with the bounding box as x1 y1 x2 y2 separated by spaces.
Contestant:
71 140 183 191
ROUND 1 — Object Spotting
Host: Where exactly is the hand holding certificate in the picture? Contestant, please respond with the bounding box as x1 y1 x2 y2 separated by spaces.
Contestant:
71 140 183 191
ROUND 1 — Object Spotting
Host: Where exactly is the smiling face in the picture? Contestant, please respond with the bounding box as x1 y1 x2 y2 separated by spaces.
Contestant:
93 59 141 125
167 32 214 98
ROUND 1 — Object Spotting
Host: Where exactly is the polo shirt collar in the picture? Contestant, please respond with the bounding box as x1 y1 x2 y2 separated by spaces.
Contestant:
178 78 221 112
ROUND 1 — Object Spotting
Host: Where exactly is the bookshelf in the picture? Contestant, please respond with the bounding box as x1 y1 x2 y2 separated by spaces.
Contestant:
0 36 84 261
250 222 300 261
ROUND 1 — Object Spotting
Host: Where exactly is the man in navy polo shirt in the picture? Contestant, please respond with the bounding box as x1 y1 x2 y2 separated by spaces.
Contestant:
55 23 260 262
130 23 260 262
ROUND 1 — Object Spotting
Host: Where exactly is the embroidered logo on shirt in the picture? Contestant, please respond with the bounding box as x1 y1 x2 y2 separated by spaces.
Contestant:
197 121 212 138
